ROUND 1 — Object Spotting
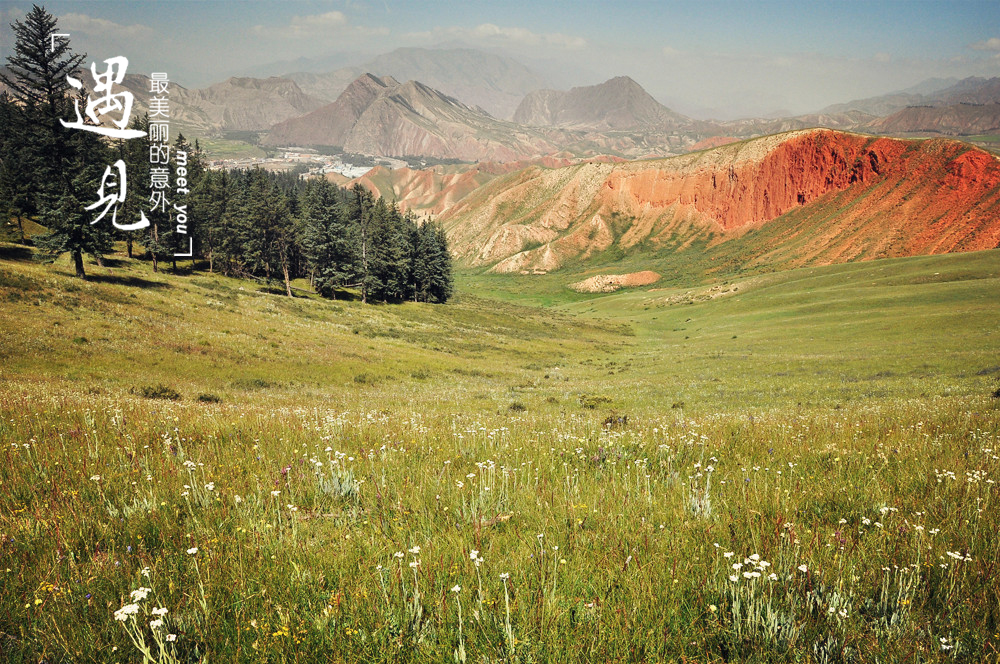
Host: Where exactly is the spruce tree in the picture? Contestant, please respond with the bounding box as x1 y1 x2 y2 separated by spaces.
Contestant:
1 6 109 277
300 179 358 298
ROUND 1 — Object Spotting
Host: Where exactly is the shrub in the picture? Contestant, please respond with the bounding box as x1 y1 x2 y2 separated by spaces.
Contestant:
138 384 181 401
197 393 222 403
580 394 612 410
232 377 274 390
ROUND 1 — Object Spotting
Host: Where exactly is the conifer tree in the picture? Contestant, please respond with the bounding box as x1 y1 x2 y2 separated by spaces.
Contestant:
299 179 358 298
1 6 109 277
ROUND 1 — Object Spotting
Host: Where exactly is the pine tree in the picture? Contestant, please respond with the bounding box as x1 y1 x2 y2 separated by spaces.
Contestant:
0 6 108 277
241 169 295 296
114 114 150 258
299 178 358 298
350 185 375 304
192 169 231 274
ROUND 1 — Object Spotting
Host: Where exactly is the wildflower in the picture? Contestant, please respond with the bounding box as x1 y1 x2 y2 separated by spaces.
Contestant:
393 551 404 559
409 546 421 555
205 482 215 491
798 564 808 573
166 634 177 642
271 490 281 497
130 587 151 601
152 607 168 616
187 547 198 555
723 551 734 558
729 575 739 582
500 573 510 580
409 560 420 568
940 637 954 651
141 567 151 578
90 475 101 481
709 604 717 613
767 573 778 581
150 619 164 629
451 585 461 593
113 604 140 621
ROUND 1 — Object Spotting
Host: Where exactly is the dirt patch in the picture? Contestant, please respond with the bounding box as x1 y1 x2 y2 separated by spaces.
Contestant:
569 270 661 293
645 279 754 306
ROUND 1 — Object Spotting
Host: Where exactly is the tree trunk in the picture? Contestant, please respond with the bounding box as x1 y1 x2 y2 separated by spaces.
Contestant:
73 250 86 278
208 249 214 274
15 214 25 244
151 224 159 273
126 236 133 258
282 261 292 297
96 254 105 268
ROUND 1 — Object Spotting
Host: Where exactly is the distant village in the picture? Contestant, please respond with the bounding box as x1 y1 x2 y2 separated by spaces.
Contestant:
206 148 409 178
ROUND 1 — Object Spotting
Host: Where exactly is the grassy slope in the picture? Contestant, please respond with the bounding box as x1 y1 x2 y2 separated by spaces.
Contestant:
2 246 997 413
0 247 625 413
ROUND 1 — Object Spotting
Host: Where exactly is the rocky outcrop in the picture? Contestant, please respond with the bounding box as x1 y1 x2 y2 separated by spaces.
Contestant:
569 271 661 292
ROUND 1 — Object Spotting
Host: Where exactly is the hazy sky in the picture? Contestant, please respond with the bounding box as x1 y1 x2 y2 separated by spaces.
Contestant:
2 0 998 118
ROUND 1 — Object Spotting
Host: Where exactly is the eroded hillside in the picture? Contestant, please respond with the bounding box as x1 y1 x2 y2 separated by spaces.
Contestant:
440 129 1000 273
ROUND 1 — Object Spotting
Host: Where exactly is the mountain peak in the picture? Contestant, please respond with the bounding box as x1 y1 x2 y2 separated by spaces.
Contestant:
514 76 689 130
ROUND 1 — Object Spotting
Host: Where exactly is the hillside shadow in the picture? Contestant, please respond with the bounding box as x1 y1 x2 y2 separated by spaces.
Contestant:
0 244 35 262
87 273 171 289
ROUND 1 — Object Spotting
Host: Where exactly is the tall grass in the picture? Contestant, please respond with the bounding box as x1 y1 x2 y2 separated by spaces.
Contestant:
1 248 998 661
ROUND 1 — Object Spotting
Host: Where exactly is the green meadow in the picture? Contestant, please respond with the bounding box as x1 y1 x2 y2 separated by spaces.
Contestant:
1 245 999 662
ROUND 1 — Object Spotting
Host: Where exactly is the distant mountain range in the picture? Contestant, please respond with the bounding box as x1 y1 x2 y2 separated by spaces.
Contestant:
284 48 551 120
3 48 999 161
263 73 567 161
262 74 722 161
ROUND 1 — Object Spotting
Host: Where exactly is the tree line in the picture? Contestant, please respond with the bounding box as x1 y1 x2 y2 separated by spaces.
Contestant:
0 6 452 303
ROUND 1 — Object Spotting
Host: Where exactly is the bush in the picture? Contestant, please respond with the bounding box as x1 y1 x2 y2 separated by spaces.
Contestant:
232 377 275 390
508 401 527 412
197 393 222 403
579 394 612 410
138 384 181 401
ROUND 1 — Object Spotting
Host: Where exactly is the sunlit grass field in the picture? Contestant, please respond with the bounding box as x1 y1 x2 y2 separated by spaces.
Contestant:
1 246 999 663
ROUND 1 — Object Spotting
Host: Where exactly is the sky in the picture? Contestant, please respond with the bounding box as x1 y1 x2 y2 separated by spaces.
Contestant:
2 0 999 119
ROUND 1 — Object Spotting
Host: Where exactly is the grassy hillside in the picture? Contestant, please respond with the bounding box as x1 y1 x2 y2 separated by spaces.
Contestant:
1 247 999 663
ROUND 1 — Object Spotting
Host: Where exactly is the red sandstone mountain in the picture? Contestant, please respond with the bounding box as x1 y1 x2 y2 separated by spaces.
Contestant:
439 129 1000 273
